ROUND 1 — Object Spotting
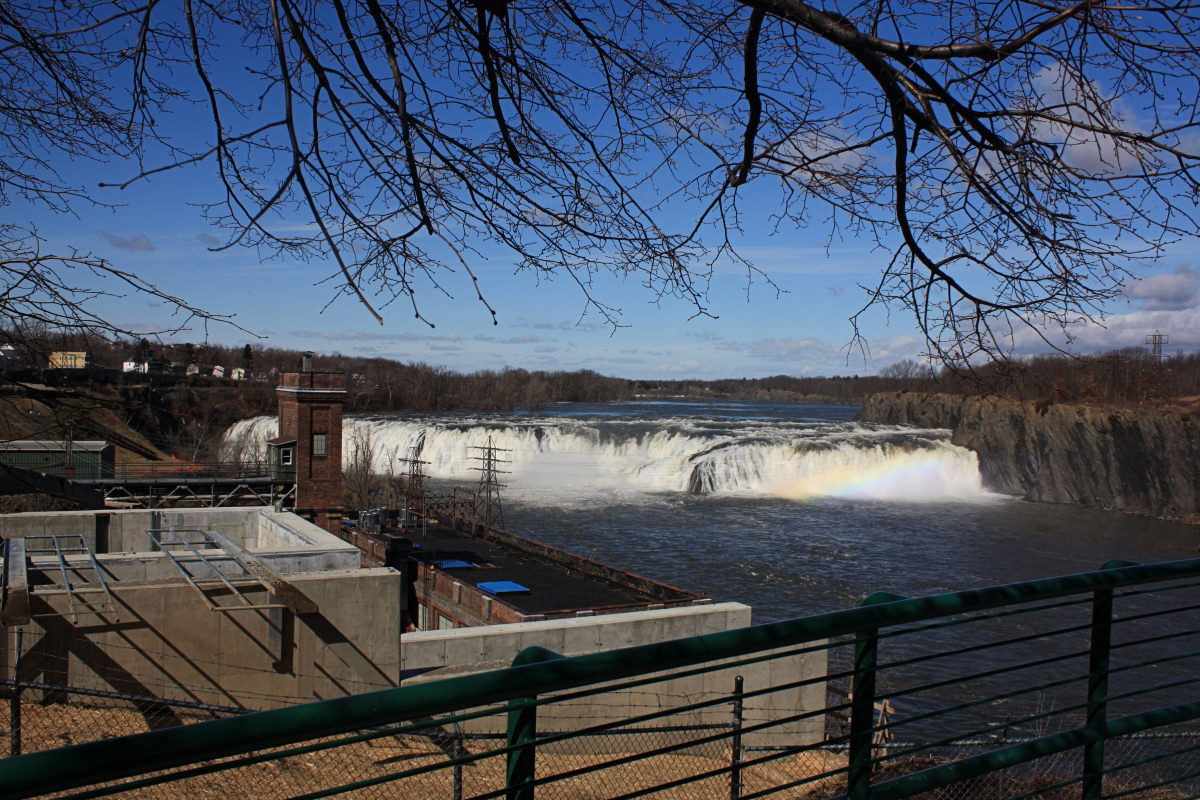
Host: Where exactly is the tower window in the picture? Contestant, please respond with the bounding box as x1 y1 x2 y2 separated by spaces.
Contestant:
313 433 328 457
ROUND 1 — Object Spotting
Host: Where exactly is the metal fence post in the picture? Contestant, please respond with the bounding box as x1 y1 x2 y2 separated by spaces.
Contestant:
505 695 537 800
730 674 744 800
10 629 22 757
849 625 880 800
452 722 463 800
849 592 901 800
1083 586 1114 800
506 646 564 800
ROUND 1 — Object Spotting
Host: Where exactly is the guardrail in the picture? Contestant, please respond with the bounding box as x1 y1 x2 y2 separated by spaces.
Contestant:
2 558 1199 798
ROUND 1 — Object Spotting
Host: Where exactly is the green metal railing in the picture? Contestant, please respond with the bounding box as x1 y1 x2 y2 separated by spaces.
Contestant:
3 558 1200 798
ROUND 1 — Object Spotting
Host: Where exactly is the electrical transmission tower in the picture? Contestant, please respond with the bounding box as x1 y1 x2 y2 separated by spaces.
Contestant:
471 436 510 532
1146 331 1169 362
1145 331 1170 404
398 445 429 522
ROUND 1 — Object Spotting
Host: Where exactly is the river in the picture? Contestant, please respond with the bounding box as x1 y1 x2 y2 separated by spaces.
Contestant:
227 399 1200 622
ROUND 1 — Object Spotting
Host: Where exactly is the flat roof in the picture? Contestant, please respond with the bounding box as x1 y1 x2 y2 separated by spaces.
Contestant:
402 522 702 615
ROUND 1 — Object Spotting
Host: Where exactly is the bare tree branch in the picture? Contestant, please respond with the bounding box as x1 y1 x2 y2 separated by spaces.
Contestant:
4 0 1200 364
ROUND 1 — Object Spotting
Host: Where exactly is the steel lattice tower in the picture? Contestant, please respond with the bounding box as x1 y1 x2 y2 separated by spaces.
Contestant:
400 445 429 519
1146 331 1169 362
472 436 509 532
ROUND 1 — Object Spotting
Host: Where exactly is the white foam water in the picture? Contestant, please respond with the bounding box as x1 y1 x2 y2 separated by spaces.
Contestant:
223 404 989 505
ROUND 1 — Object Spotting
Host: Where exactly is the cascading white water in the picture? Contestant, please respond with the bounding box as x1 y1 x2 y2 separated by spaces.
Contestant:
224 409 989 504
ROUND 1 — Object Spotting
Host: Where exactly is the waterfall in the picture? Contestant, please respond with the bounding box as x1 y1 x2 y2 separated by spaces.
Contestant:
224 409 987 504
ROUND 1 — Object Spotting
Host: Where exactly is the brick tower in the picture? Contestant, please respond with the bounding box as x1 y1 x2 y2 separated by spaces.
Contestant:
272 354 345 532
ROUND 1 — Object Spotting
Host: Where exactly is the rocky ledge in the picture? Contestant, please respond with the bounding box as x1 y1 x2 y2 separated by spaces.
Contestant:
857 392 1200 519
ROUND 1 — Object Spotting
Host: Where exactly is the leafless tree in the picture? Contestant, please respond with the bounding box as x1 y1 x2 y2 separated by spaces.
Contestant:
343 423 378 512
0 226 237 361
880 358 932 384
5 1 1200 364
1 3 236 357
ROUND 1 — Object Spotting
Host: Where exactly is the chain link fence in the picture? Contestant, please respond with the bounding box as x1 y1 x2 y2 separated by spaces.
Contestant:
3 672 1199 798
5 561 1200 798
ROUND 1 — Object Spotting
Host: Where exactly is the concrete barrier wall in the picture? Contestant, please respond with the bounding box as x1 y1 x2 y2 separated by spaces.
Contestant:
0 507 351 555
1 507 361 574
0 508 108 546
401 603 827 750
1 508 397 713
4 567 402 710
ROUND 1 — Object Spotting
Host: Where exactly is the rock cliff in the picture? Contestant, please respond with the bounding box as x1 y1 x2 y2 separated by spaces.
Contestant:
857 392 1200 518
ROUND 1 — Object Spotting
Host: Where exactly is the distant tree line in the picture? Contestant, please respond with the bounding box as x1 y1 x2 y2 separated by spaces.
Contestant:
6 329 1197 464
933 351 1200 406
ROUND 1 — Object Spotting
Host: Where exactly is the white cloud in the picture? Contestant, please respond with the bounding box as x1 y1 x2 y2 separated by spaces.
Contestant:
748 337 841 363
103 232 156 252
472 334 543 344
290 329 462 344
1122 265 1200 311
1028 62 1143 175
653 359 707 374
1012 308 1200 354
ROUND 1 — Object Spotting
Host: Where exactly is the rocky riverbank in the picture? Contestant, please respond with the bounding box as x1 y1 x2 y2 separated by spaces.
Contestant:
857 392 1200 520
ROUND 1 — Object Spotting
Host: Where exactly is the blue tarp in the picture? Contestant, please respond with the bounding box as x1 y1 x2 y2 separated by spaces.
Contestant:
433 559 473 569
478 580 530 594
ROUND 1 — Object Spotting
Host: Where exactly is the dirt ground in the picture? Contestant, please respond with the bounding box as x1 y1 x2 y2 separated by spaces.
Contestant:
4 702 1187 799
4 700 850 799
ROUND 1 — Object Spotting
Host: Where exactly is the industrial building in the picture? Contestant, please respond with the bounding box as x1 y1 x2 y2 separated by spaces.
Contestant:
0 359 826 753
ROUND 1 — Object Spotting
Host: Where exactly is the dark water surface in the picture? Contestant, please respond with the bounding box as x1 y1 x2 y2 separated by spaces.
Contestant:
494 401 1198 622
506 492 1200 622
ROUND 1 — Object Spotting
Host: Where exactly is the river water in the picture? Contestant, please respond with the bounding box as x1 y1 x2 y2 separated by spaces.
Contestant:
226 399 1200 747
228 399 1200 622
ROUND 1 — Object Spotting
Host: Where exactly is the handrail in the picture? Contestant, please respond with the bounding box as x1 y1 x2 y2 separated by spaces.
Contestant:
870 700 1200 800
3 557 1200 798
34 461 271 481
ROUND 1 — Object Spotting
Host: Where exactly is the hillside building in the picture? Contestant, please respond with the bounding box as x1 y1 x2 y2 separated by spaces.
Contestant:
47 351 89 369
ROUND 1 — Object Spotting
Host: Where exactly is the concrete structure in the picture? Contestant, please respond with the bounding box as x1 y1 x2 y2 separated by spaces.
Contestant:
0 366 827 742
0 506 828 748
0 507 402 709
401 603 827 750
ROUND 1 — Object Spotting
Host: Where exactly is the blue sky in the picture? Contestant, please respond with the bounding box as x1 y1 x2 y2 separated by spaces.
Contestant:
21 153 1200 380
16 6 1200 381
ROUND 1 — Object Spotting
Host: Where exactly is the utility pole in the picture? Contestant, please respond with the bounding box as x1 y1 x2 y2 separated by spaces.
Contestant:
472 436 509 533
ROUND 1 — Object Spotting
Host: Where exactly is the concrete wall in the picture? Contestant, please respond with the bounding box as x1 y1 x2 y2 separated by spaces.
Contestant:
1 508 824 751
401 603 827 751
4 567 402 710
0 507 361 573
1 507 399 711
